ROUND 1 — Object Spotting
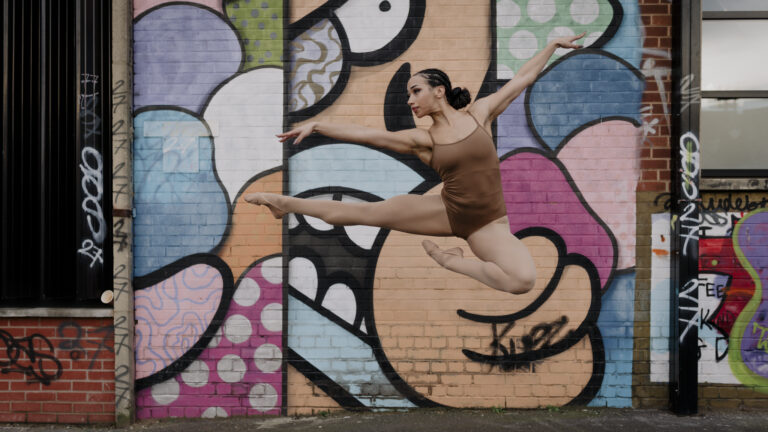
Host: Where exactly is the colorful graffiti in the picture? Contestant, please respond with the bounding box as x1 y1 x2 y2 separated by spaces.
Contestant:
132 0 645 416
650 197 768 389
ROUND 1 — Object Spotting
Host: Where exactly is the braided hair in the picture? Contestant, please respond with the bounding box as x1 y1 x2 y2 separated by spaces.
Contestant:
415 68 471 109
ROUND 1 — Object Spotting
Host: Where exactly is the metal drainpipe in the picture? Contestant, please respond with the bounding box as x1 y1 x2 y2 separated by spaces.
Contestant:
669 0 701 415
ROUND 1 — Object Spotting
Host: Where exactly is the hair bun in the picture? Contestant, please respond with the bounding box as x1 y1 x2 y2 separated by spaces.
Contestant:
449 87 471 109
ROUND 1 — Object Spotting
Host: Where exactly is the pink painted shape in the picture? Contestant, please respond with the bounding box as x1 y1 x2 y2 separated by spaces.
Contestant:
137 259 283 419
557 120 641 269
501 152 615 288
135 264 224 379
134 0 224 17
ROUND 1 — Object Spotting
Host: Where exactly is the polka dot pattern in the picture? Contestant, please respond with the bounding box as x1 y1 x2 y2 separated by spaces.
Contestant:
225 0 283 70
496 0 615 77
137 257 283 419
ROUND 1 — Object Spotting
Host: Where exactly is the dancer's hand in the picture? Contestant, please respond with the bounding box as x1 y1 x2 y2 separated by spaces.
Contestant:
277 122 316 144
553 31 586 49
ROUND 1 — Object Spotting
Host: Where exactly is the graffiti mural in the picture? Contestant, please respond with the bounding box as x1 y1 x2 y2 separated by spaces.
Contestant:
650 196 768 389
132 0 645 416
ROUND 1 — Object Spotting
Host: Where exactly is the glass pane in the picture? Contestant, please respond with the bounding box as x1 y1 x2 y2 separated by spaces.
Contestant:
702 20 768 90
704 0 768 11
701 98 768 170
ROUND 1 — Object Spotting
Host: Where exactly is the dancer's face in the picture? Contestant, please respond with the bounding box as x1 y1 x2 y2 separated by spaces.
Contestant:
407 75 444 118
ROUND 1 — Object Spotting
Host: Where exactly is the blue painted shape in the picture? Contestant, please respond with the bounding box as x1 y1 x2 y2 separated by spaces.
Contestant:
289 144 425 199
134 5 241 113
589 271 635 408
602 0 643 68
133 110 229 277
528 52 643 151
288 296 415 409
496 88 542 157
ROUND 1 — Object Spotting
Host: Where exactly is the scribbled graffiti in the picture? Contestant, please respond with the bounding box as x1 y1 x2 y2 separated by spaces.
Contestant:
651 197 768 388
131 0 647 416
0 330 63 385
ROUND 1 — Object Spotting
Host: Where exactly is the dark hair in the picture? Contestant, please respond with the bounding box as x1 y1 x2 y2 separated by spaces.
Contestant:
415 68 471 109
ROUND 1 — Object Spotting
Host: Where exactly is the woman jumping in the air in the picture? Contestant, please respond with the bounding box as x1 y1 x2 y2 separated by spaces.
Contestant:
245 33 585 294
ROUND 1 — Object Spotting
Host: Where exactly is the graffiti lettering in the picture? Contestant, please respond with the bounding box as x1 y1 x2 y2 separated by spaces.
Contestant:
752 322 768 354
678 132 701 257
57 321 115 369
678 278 699 344
463 316 570 372
0 330 63 385
113 218 129 252
115 364 131 407
680 73 701 113
78 239 104 268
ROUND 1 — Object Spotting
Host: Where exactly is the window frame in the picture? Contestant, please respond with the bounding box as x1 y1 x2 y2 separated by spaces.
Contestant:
700 10 768 178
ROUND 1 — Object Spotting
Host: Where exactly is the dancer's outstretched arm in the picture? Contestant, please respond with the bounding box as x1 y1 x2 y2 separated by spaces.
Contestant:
277 120 430 156
471 32 586 123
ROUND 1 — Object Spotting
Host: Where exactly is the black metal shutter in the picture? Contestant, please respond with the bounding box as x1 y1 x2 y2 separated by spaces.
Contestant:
1 0 111 306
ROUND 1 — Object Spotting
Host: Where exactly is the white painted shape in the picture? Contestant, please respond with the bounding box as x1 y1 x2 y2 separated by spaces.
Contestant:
217 354 247 383
253 343 282 373
223 314 253 344
208 326 223 348
288 213 300 229
288 257 318 300
334 0 410 53
701 212 739 237
303 195 336 231
360 319 367 334
583 31 603 47
233 277 261 307
202 68 283 204
527 0 556 23
261 303 283 332
201 407 228 418
570 0 600 25
261 257 283 284
548 26 576 57
497 0 522 28
508 30 538 60
497 63 515 79
181 360 209 388
249 383 278 412
321 283 357 324
150 378 180 405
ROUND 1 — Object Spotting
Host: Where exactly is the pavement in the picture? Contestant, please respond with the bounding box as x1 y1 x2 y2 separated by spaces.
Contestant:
3 408 768 432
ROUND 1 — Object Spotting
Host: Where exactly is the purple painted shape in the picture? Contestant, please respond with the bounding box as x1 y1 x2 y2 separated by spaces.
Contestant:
496 88 542 157
134 5 241 113
137 260 283 419
737 211 768 378
500 152 615 288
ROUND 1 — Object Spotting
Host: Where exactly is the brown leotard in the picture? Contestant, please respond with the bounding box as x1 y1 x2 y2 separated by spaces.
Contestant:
428 113 507 239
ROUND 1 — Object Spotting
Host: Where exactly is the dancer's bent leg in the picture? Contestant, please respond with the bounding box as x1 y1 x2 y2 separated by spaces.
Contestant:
245 192 453 237
424 217 536 294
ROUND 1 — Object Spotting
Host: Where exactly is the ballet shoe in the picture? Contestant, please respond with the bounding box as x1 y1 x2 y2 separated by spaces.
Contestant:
422 240 463 268
243 192 286 219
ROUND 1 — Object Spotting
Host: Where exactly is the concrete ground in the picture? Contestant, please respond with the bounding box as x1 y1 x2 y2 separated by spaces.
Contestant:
2 408 768 432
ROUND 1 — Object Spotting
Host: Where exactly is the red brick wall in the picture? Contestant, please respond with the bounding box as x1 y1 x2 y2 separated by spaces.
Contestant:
0 318 115 424
638 0 672 193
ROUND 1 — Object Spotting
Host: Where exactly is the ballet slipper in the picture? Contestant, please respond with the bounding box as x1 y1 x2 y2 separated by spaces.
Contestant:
243 192 286 219
422 240 463 268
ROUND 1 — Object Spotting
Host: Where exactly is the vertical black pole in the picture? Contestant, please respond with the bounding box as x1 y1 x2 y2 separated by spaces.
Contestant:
670 0 701 415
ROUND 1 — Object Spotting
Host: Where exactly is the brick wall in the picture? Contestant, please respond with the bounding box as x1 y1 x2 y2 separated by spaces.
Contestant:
0 318 115 423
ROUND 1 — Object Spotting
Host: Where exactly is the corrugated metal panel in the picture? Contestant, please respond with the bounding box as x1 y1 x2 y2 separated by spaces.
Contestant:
1 0 111 306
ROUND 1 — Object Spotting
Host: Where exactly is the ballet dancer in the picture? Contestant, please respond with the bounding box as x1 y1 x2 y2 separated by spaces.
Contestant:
245 32 586 294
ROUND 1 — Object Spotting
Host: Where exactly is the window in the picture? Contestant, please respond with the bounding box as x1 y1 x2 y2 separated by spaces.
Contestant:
700 2 768 176
1 0 112 306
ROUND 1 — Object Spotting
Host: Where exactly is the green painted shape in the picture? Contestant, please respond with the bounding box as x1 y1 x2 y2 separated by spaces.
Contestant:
496 0 615 77
225 0 283 70
728 207 768 391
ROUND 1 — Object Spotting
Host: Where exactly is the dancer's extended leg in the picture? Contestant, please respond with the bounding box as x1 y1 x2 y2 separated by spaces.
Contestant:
423 217 536 294
244 192 453 237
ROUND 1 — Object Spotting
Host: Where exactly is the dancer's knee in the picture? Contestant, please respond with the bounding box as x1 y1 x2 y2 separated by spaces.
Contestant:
498 267 536 294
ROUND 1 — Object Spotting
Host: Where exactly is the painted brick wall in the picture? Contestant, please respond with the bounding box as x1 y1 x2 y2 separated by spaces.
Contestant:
127 0 674 419
0 318 115 424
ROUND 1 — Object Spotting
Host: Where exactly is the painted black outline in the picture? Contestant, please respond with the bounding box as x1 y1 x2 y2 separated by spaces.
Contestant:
523 49 644 154
384 62 417 132
287 348 370 410
498 147 619 292
133 2 248 111
134 253 235 390
286 0 426 119
566 324 606 406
